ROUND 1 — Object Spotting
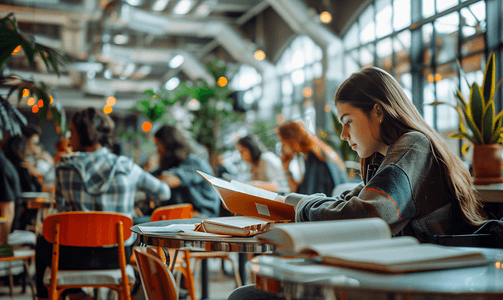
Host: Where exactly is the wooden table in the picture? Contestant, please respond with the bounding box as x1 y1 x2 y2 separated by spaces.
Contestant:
0 250 36 300
475 184 503 219
248 247 503 300
21 192 55 237
131 218 274 300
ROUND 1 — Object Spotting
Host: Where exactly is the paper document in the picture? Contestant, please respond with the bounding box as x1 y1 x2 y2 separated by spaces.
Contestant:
137 224 196 233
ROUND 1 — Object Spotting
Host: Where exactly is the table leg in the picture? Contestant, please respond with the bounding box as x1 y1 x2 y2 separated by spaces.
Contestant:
201 259 208 300
238 253 248 285
23 259 36 300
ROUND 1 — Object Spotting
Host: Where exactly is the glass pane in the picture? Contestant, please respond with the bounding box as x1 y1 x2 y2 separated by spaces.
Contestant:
394 30 411 52
376 0 392 38
345 50 360 78
461 53 485 96
423 67 435 127
282 77 293 96
422 0 435 18
435 63 459 132
359 4 375 44
436 0 458 14
344 23 360 50
291 48 305 70
435 13 459 65
461 1 486 38
376 38 393 72
393 0 411 31
312 62 323 78
305 65 313 81
422 23 433 66
361 44 374 68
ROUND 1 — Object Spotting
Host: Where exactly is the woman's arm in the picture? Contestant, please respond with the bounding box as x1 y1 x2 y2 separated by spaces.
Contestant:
295 165 417 234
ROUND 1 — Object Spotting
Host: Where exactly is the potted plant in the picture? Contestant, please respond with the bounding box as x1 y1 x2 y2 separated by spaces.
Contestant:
430 53 503 184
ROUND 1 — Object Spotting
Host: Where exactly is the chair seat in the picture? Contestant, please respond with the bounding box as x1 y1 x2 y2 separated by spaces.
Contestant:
8 230 36 246
43 265 136 286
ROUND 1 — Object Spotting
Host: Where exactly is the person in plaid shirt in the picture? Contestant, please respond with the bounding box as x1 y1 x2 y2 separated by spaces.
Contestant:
36 107 171 300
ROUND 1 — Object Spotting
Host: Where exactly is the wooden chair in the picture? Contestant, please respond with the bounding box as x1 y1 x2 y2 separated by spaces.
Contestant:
42 212 135 300
134 246 178 300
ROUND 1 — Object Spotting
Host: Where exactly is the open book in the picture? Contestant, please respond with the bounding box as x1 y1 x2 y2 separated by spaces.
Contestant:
197 216 273 236
197 170 295 222
257 218 491 273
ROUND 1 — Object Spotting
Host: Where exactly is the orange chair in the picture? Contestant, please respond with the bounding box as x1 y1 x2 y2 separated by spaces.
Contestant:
149 204 242 300
134 246 178 300
42 212 135 300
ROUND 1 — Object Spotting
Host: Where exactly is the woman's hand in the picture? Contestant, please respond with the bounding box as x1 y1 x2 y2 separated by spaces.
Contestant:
159 174 182 188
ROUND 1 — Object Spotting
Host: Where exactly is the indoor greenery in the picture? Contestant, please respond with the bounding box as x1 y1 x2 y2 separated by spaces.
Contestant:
430 53 503 152
1 13 69 133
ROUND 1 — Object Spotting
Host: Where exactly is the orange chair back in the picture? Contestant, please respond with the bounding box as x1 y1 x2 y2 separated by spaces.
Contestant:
43 211 132 247
134 247 178 300
151 204 193 222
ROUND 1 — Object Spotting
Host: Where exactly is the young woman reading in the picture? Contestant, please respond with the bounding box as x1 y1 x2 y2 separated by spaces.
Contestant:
228 66 487 300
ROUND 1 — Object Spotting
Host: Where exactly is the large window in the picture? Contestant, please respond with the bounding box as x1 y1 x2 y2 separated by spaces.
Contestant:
340 0 492 156
276 35 323 132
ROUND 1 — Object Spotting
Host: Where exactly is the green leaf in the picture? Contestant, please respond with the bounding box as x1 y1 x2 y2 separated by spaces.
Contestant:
449 132 475 144
469 82 484 132
20 40 35 63
47 50 60 76
482 100 494 144
144 90 156 95
492 127 503 144
482 53 496 104
460 103 483 144
455 90 467 111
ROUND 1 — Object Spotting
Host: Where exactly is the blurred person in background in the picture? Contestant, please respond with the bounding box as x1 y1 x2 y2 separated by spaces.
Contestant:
0 131 22 236
153 125 220 218
236 135 287 192
22 124 55 190
35 107 171 300
277 121 347 196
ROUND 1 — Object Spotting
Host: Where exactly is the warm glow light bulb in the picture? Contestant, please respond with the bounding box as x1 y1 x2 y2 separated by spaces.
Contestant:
103 105 113 114
27 97 35 106
49 95 54 103
217 77 228 87
302 87 313 98
22 89 29 97
32 105 39 113
11 45 21 55
107 96 116 106
324 104 331 112
254 50 266 61
320 11 332 23
38 99 44 108
142 121 152 132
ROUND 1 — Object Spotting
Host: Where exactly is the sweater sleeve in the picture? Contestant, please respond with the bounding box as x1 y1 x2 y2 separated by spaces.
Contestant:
295 164 417 234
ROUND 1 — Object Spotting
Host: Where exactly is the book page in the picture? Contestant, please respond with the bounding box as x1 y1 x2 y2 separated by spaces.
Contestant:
299 236 419 256
323 244 488 273
230 180 278 200
258 218 391 254
137 224 196 233
203 216 270 229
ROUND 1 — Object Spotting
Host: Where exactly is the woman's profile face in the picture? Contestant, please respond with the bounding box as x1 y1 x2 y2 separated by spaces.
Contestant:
68 122 81 152
236 143 252 164
154 137 166 157
337 102 387 158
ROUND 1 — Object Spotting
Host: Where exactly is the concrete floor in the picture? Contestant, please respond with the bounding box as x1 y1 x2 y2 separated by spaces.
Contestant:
0 255 241 300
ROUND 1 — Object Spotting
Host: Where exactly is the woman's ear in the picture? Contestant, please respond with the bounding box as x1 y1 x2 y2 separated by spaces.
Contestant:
373 104 384 120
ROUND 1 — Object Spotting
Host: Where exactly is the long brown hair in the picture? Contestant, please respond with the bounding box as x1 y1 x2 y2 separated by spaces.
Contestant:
277 121 346 171
154 125 193 170
335 67 486 226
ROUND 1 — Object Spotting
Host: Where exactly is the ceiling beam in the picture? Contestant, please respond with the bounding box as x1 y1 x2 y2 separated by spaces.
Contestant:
235 1 269 25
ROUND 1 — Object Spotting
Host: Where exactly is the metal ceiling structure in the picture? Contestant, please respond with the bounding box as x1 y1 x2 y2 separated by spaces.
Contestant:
1 0 368 110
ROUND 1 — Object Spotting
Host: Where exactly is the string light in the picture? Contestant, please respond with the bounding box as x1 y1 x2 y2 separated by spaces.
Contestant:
320 11 332 23
302 87 312 98
49 95 54 103
32 105 39 113
38 99 44 107
27 97 35 106
22 89 29 97
324 104 331 112
254 50 266 61
106 96 116 106
103 105 113 114
142 121 152 132
11 45 21 55
217 77 228 87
